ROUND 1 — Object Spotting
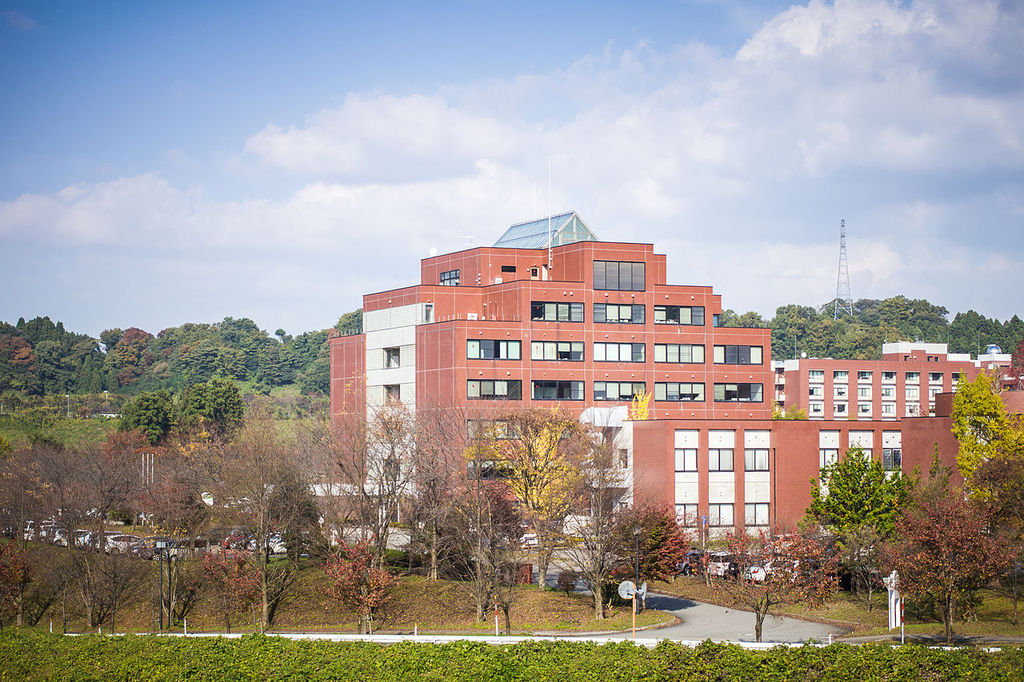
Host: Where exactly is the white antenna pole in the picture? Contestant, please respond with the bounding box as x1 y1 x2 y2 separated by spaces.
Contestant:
547 156 552 270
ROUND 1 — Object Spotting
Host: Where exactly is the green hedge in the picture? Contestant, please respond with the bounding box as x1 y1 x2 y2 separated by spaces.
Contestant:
1 632 1022 681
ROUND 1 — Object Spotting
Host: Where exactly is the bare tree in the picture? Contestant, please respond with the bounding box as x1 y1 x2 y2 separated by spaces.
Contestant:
564 429 627 619
332 404 416 569
211 408 314 630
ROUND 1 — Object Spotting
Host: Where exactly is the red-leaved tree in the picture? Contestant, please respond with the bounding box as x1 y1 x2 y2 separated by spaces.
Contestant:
715 530 838 642
324 540 398 634
613 505 691 586
201 550 261 633
0 542 28 627
886 492 1009 644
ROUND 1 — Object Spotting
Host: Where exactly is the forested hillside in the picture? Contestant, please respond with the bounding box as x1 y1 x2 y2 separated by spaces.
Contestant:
1 295 1021 398
0 310 362 397
720 296 1024 361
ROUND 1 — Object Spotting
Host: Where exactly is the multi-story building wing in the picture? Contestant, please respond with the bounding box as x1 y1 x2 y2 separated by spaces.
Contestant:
330 212 1021 535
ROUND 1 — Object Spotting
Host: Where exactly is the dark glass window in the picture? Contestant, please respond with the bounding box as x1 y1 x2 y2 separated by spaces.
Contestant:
467 340 521 360
654 305 705 326
594 382 647 401
653 383 705 401
713 383 763 402
531 380 584 401
530 341 584 361
440 269 460 286
593 261 645 291
467 380 522 400
713 345 763 365
530 301 584 322
593 303 645 324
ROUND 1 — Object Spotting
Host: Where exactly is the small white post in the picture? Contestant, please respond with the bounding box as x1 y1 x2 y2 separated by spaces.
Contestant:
98 627 101 635
414 624 418 637
50 621 53 633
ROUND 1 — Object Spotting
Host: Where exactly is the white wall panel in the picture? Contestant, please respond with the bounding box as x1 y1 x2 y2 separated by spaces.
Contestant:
674 430 699 448
708 430 735 449
744 430 770 448
819 431 839 448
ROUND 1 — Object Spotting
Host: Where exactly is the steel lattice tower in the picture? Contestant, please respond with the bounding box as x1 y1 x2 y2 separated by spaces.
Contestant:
833 219 853 320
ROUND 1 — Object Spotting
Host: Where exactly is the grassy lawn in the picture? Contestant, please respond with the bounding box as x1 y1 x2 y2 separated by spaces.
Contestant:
0 415 118 449
46 556 672 635
653 575 1024 640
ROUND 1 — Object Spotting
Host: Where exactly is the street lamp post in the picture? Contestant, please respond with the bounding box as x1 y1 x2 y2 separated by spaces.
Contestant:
633 526 642 613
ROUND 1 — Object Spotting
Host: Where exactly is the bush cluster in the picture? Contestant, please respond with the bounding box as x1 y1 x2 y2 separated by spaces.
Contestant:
1 632 1022 681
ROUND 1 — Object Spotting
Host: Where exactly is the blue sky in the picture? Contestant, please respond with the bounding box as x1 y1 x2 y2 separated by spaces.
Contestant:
1 1 1022 338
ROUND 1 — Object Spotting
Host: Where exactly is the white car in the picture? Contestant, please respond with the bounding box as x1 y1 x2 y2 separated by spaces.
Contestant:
708 552 734 578
106 534 141 555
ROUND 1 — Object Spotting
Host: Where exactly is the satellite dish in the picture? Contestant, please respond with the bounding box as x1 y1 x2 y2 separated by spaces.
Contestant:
429 247 438 257
617 580 636 600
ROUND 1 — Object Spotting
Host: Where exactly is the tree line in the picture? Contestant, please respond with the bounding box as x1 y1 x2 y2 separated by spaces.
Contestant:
721 295 1024 360
0 310 364 398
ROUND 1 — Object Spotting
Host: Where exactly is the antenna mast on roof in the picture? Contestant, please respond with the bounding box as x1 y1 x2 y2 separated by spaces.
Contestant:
833 219 853 320
547 157 552 270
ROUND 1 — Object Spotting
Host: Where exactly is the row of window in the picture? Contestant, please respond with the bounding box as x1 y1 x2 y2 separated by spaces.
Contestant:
467 339 760 364
530 301 706 326
818 447 902 471
675 503 769 527
674 447 769 472
809 369 960 383
466 380 763 402
809 401 927 418
812 384 941 400
593 260 646 291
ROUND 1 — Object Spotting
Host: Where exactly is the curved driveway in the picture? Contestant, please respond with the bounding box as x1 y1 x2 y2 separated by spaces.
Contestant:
580 592 847 644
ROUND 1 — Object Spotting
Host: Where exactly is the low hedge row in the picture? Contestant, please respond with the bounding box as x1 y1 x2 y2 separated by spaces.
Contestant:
1 632 1022 681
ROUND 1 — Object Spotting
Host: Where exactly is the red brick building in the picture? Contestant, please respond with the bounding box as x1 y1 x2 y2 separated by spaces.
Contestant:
329 212 1008 535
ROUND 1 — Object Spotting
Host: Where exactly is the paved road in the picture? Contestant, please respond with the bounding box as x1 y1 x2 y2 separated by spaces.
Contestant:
583 592 846 643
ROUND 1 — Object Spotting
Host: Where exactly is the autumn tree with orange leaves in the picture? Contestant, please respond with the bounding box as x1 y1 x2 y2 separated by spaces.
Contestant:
324 540 398 634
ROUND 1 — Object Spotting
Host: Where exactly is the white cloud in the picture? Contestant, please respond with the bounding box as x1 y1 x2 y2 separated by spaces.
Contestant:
2 10 35 31
3 0 1023 330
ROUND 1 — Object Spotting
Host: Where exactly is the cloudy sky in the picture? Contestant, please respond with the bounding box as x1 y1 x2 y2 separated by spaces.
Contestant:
1 0 1022 338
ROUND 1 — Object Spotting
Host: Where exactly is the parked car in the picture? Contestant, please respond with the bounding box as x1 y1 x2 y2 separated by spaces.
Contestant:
133 536 178 560
223 529 252 551
708 551 738 579
266 533 287 555
676 549 706 576
72 530 93 548
106 534 141 555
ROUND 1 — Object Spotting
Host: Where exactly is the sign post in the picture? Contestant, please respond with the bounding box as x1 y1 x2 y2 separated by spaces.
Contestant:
882 570 903 644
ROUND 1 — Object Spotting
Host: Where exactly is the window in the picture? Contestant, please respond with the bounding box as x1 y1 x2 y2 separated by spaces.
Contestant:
467 339 521 360
929 372 943 383
881 385 895 398
676 504 698 526
882 371 896 382
384 347 400 368
834 385 848 398
531 341 584 361
883 448 902 471
808 370 824 382
809 385 824 397
858 386 872 399
654 343 705 363
858 371 873 382
384 384 401 403
500 265 516 273
654 305 705 326
593 342 644 362
882 402 896 416
593 303 645 324
674 447 698 472
654 382 705 401
906 371 920 382
708 503 734 527
467 380 522 400
467 419 515 439
712 314 721 327
905 385 920 400
531 380 584 401
439 269 460 286
858 403 872 417
834 370 848 382
810 401 824 416
530 301 583 322
595 381 647 402
713 345 763 365
745 503 769 527
819 448 839 469
834 402 848 415
744 448 769 471
713 383 763 402
906 401 920 416
709 448 734 471
593 260 645 291
424 304 433 323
